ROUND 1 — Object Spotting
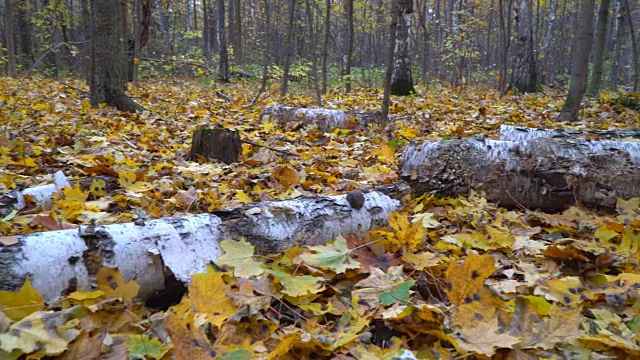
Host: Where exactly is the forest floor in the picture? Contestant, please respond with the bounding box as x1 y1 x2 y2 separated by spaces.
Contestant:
0 77 639 359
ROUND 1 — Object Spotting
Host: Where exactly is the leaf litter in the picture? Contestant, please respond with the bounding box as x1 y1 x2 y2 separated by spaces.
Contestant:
0 77 639 358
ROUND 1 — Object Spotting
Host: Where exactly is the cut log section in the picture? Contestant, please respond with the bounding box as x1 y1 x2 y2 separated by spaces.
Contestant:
261 106 386 131
189 127 241 164
400 137 640 212
500 124 640 142
0 191 399 302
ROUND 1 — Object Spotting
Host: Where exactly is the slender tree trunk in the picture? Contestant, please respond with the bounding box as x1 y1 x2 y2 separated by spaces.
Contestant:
16 0 32 63
192 0 198 30
132 0 141 83
509 0 539 92
217 0 230 82
250 0 272 106
89 0 143 112
557 0 596 122
609 1 625 89
321 0 331 94
203 0 210 58
589 0 611 95
280 0 297 97
498 0 511 94
390 0 416 95
345 0 354 92
306 0 322 104
382 0 401 119
621 0 638 91
4 0 18 77
540 0 558 82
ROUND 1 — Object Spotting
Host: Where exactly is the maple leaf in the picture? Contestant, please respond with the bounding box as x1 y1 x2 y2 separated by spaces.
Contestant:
374 212 426 251
0 278 44 322
268 268 325 297
96 267 140 304
455 317 521 356
402 251 444 270
164 311 214 359
299 235 361 273
217 238 264 278
126 334 168 359
188 266 237 327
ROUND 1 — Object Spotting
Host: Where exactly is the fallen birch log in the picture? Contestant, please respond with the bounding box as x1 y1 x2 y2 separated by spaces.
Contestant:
260 106 385 131
400 137 640 212
499 124 640 142
0 191 399 302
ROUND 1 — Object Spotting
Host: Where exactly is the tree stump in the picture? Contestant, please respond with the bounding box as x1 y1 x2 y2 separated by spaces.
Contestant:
189 127 241 164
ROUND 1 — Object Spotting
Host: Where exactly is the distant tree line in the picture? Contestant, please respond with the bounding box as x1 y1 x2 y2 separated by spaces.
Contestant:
1 0 638 118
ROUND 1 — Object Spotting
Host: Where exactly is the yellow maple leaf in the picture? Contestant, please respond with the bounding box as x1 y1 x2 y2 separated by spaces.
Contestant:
0 278 44 321
188 265 237 328
96 267 140 304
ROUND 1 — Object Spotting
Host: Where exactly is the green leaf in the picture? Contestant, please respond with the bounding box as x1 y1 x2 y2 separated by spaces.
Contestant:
268 269 325 297
217 238 264 278
379 280 415 306
126 334 167 360
299 236 360 274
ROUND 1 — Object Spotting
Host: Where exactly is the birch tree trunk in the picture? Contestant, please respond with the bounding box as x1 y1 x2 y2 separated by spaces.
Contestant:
556 0 596 122
509 0 539 92
390 0 416 96
305 0 323 105
345 0 354 93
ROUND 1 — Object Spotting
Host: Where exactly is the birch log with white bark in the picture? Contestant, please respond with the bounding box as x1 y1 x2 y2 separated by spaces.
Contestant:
499 124 640 141
400 137 640 212
0 191 399 302
261 106 385 131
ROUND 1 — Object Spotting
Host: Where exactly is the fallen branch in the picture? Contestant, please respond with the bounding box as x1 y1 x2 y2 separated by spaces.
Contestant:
499 124 640 142
0 191 400 302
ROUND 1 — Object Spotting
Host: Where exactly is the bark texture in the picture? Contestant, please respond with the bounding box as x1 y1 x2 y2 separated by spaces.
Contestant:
0 192 400 302
509 0 539 93
89 0 143 112
556 0 596 122
189 127 241 164
499 124 640 142
588 0 611 95
400 137 640 212
261 106 386 131
217 0 230 82
390 0 416 96
4 0 17 77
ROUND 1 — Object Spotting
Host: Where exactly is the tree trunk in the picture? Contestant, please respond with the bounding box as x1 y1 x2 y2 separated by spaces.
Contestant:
189 128 242 164
89 0 143 112
509 0 540 92
4 0 18 77
321 0 331 94
305 0 322 105
400 137 640 212
609 0 625 88
588 0 611 95
203 0 210 58
540 0 558 84
280 0 297 97
556 0 596 122
382 0 401 119
261 106 385 131
132 0 141 83
621 0 638 91
16 0 33 63
217 0 230 82
390 0 416 96
250 0 272 106
345 0 354 92
0 192 400 302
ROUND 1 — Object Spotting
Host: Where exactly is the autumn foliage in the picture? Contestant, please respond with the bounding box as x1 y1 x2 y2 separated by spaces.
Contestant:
1 77 639 359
